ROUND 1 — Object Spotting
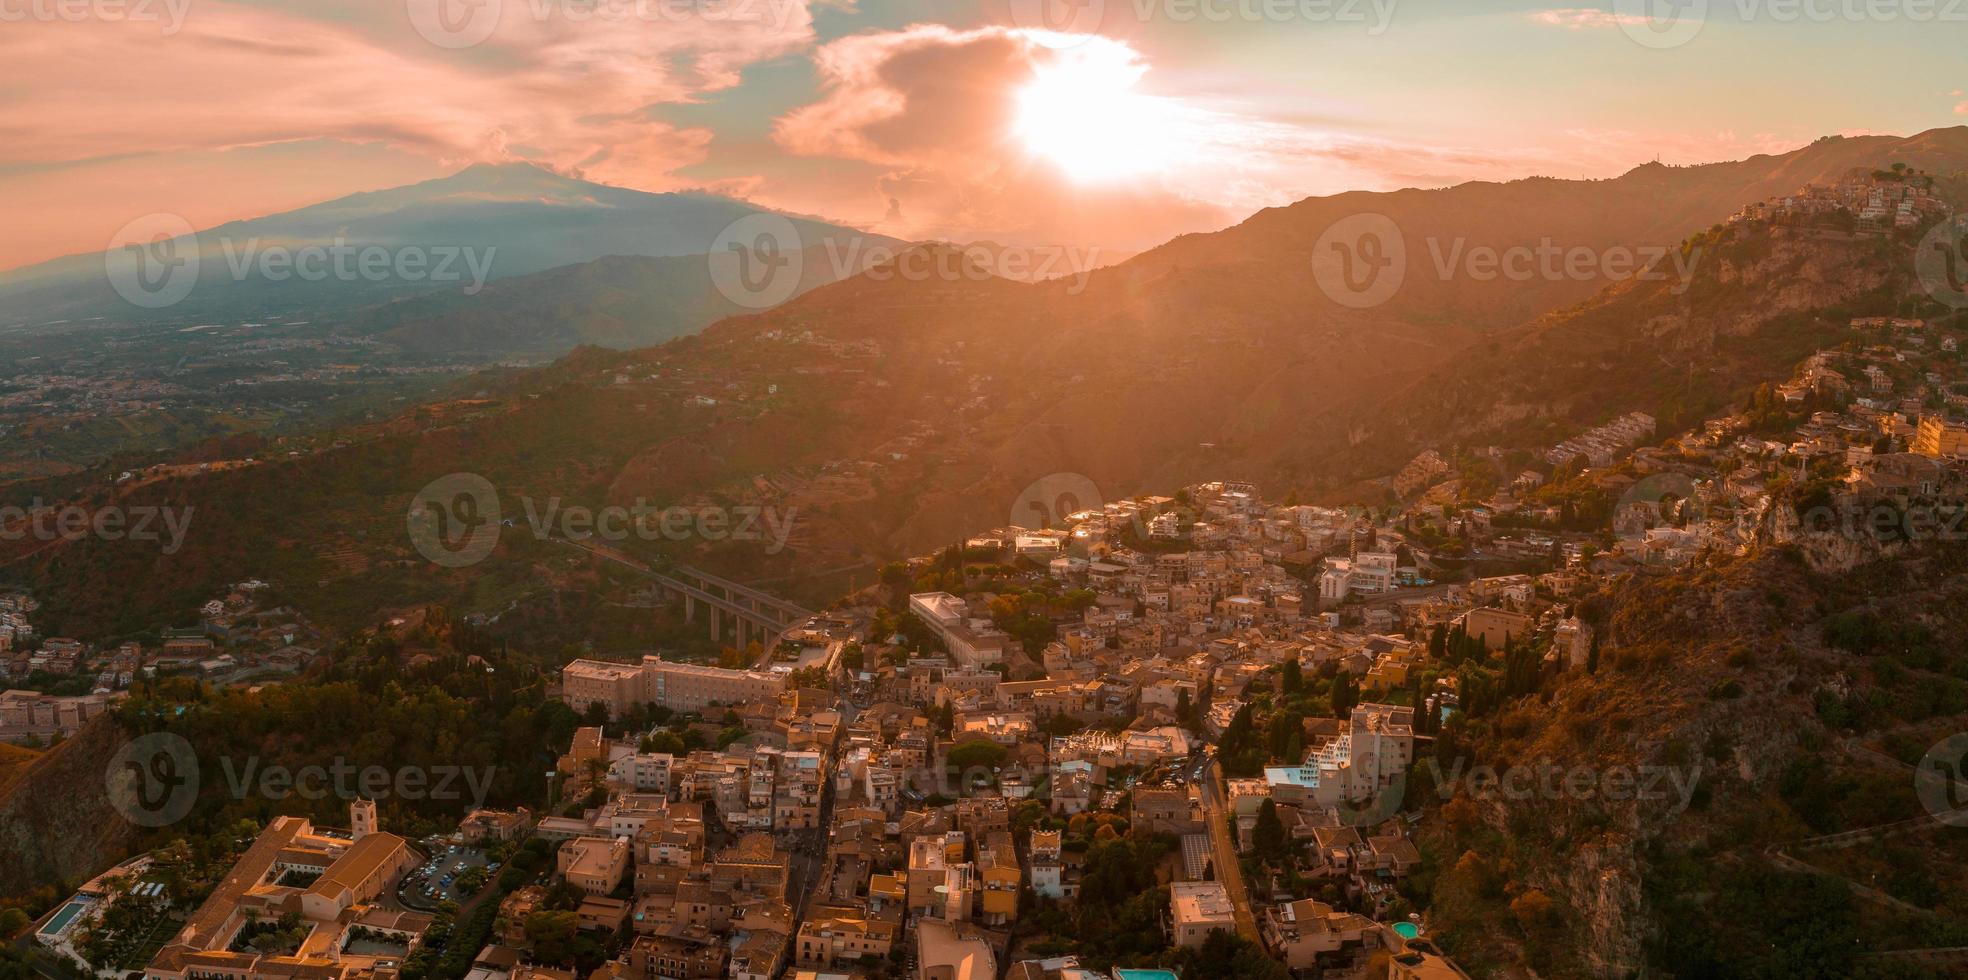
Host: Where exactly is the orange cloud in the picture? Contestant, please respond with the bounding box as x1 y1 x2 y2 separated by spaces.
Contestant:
768 26 1342 254
0 0 818 267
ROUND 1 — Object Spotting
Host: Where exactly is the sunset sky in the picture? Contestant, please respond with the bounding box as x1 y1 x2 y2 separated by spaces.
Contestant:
4 0 1965 271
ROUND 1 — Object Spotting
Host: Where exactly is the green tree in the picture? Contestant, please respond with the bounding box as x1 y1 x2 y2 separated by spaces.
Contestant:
1253 798 1287 863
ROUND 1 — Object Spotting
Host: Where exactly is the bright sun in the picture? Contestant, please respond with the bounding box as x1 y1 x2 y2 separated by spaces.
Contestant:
1013 43 1187 182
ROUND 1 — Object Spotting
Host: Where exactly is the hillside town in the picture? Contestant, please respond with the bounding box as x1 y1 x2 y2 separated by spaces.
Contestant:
1724 163 1952 232
20 307 1968 980
0 581 325 744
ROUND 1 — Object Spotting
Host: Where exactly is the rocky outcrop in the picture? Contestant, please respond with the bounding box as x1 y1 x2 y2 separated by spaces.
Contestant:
0 716 139 897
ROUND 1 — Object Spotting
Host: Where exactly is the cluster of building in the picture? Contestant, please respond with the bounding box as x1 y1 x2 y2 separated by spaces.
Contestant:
539 472 1541 977
2 583 320 688
1604 324 1968 565
139 802 433 980
1544 411 1656 468
1725 165 1951 232
0 687 116 743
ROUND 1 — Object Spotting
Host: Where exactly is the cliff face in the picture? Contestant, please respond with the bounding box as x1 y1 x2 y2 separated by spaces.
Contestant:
1416 542 1968 978
0 717 140 898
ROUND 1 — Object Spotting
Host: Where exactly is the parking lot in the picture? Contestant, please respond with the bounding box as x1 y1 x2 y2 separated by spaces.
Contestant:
397 841 493 910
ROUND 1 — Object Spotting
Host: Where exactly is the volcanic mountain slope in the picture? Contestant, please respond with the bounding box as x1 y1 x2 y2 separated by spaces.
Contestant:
0 162 889 336
9 132 1968 636
352 239 909 355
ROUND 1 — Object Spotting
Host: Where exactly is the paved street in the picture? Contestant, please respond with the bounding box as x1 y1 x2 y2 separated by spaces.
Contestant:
1197 754 1261 941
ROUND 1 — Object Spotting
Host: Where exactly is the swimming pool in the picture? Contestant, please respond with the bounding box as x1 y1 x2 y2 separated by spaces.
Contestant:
39 899 91 937
1393 921 1421 940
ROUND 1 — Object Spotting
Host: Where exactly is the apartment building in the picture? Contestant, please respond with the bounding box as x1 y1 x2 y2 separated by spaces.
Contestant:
907 593 1012 668
794 911 898 966
1913 416 1968 459
562 655 786 717
1264 703 1415 807
1261 898 1382 969
559 836 631 895
1169 882 1237 948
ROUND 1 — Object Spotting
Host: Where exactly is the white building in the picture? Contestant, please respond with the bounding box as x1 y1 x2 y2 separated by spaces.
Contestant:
1316 551 1397 601
908 593 1012 667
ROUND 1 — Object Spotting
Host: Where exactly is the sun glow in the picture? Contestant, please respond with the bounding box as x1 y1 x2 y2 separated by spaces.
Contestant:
1013 41 1189 182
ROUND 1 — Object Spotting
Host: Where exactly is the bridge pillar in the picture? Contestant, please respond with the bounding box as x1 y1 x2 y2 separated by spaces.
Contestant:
683 594 696 623
707 606 722 642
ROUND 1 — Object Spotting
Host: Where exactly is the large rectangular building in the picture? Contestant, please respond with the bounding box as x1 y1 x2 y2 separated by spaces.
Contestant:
562 656 786 718
0 690 115 742
143 807 426 980
906 593 1011 668
1912 416 1968 459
